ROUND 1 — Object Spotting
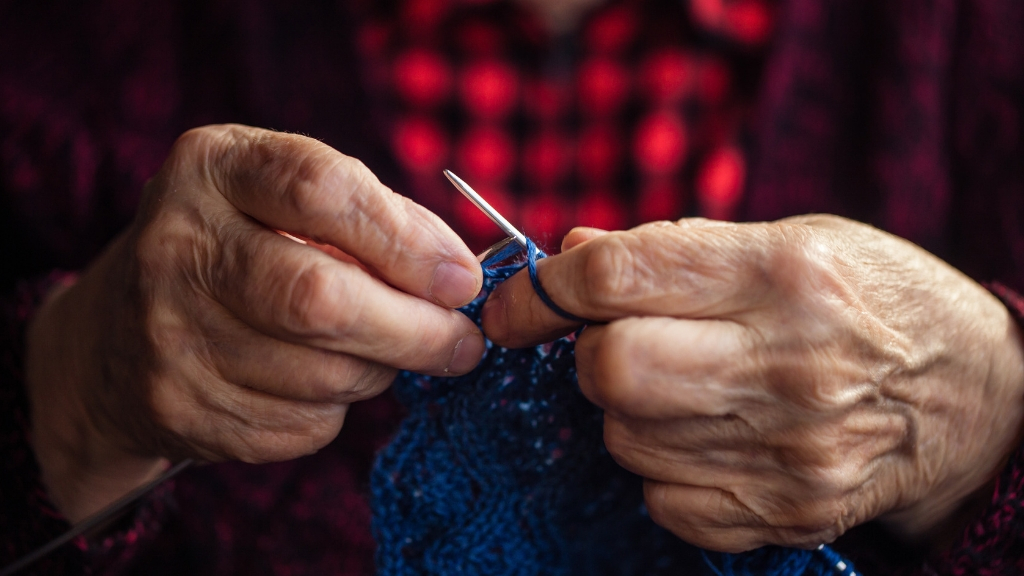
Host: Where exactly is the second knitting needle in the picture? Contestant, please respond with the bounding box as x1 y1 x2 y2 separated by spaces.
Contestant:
443 170 527 248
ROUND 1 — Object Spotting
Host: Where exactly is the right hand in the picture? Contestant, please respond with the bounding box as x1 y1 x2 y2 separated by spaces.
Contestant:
26 124 485 521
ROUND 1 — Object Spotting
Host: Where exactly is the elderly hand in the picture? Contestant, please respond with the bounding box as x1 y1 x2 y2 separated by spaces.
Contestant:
481 216 1024 553
26 125 484 522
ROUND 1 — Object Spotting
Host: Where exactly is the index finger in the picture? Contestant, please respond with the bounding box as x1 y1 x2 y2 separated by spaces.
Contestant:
176 124 482 308
482 219 789 348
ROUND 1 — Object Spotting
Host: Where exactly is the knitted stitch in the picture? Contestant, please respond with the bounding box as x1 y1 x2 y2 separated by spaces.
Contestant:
524 240 590 325
371 244 855 575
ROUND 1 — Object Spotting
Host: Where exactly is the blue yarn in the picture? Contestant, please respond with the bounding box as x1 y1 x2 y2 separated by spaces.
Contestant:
815 544 859 576
523 239 591 324
370 240 856 576
482 238 527 276
702 545 856 576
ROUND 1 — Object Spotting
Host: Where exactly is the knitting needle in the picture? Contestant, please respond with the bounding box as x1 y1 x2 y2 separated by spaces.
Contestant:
475 236 517 263
443 170 527 248
0 459 193 576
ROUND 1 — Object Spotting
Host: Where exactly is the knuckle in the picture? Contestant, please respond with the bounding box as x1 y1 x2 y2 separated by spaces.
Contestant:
233 433 291 465
299 407 348 452
579 324 639 412
237 405 347 464
169 125 241 178
807 458 858 494
763 340 859 414
600 418 633 463
405 316 467 370
781 213 848 230
146 375 227 460
341 160 417 257
591 322 647 413
280 153 337 219
643 482 674 527
329 361 396 403
644 486 760 553
134 210 203 277
784 498 848 543
170 126 220 159
279 262 341 337
334 153 371 180
316 340 429 400
802 375 849 411
767 363 836 412
579 236 638 313
301 351 360 402
373 208 417 271
340 156 379 194
769 223 844 300
773 427 846 480
232 129 340 221
328 155 377 213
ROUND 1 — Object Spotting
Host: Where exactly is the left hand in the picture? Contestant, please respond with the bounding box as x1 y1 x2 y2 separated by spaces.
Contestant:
481 215 1024 553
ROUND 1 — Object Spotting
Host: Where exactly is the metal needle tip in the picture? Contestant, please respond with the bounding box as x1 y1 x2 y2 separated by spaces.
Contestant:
443 170 527 248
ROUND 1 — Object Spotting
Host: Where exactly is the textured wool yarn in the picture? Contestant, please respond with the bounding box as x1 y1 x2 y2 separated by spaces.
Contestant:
371 241 855 576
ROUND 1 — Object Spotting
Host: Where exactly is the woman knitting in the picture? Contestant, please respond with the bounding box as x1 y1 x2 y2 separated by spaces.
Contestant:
2 0 1023 573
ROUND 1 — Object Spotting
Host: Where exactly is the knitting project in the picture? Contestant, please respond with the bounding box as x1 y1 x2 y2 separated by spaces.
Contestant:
371 241 856 576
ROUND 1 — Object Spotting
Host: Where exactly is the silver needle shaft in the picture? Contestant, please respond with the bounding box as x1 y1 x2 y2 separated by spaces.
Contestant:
443 170 527 248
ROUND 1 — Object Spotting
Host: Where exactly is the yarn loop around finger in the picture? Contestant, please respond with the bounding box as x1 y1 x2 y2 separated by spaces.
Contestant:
482 236 591 324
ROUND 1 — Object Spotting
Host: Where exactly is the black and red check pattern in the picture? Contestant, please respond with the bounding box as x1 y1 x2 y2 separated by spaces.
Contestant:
357 0 775 249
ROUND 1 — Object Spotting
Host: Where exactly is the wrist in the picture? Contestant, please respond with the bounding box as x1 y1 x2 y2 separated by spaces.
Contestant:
25 241 167 523
881 291 1024 547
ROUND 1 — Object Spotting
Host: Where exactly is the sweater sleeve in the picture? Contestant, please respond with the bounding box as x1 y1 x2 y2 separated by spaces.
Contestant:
0 274 83 573
0 2 188 571
0 273 178 575
924 283 1024 576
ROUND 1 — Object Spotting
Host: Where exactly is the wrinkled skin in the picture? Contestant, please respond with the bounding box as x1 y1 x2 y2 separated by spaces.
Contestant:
26 125 485 522
482 217 1024 553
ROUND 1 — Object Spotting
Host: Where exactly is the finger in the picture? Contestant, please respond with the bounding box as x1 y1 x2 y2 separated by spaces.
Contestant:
218 334 397 403
645 481 850 551
643 481 770 553
601 414 771 484
574 317 757 418
560 219 728 257
560 226 608 252
482 219 784 347
175 124 482 308
204 220 485 375
199 311 397 403
152 376 349 464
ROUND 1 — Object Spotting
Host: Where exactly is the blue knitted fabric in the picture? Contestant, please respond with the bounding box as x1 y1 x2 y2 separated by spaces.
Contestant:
370 244 856 576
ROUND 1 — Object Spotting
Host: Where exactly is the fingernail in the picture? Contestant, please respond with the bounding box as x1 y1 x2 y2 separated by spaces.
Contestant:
430 262 479 308
447 332 485 374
